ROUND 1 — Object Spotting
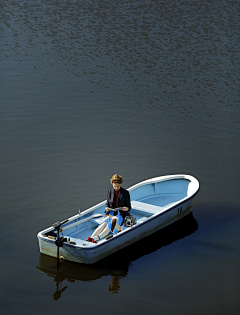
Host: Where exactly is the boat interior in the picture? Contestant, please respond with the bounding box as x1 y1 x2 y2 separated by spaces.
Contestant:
44 179 191 243
44 178 192 244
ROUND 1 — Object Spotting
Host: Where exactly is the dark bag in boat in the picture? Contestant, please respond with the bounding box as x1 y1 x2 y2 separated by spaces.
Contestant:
124 215 136 227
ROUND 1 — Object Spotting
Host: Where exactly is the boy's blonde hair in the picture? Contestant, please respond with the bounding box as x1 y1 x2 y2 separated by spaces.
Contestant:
110 174 123 184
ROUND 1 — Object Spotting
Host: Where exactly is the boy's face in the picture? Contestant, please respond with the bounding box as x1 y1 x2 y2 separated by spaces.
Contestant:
112 183 121 191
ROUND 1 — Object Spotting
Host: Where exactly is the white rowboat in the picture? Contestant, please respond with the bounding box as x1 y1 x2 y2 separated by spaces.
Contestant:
37 174 200 264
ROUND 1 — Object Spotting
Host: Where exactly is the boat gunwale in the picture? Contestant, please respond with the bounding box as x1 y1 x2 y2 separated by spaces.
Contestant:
37 174 200 250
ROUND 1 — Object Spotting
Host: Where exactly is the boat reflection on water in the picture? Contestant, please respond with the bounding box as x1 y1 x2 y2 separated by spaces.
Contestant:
37 213 198 299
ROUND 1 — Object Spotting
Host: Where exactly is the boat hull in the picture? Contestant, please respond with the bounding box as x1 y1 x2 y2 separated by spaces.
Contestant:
38 195 196 264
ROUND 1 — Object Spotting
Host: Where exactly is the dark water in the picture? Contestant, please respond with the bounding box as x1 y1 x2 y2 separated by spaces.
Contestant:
0 0 239 314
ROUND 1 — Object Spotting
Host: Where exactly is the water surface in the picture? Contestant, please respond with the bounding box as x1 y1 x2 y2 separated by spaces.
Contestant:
0 0 239 314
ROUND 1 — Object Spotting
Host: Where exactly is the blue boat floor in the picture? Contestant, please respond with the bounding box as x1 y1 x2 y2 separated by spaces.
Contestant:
63 225 131 240
61 196 181 241
64 227 96 240
63 212 150 241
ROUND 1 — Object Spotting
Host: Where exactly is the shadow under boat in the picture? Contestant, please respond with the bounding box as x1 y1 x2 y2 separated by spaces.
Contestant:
37 213 198 298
